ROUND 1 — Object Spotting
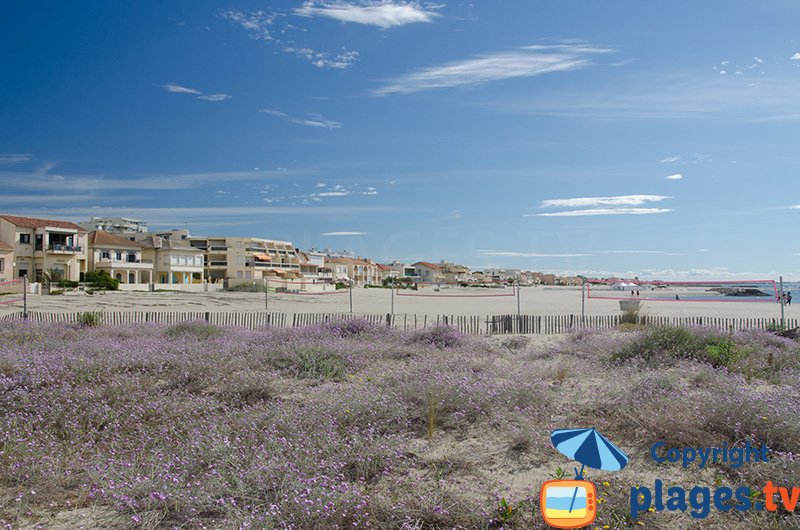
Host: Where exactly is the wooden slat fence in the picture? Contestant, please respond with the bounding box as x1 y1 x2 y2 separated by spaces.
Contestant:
1 311 797 335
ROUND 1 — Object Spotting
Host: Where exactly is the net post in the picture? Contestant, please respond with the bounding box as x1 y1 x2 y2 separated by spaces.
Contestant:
23 274 28 320
516 278 521 316
349 281 353 314
390 277 395 316
780 276 785 329
264 278 269 312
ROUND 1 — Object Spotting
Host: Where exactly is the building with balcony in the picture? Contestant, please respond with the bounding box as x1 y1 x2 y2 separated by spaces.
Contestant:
0 240 13 283
88 231 153 284
0 214 88 282
411 261 445 285
139 236 204 285
326 257 380 286
188 236 301 282
79 216 148 234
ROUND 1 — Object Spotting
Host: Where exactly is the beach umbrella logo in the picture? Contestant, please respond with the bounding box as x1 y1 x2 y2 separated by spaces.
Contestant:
540 427 629 529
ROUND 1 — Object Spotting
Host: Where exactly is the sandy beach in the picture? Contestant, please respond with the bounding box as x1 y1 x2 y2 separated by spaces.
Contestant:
1 285 792 320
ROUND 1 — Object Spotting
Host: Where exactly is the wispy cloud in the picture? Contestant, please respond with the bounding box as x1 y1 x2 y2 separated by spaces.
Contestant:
660 155 680 163
374 43 615 96
598 250 666 254
162 83 202 95
283 47 359 69
321 231 368 236
665 174 683 180
533 208 673 217
539 195 670 208
222 9 360 69
197 93 233 101
294 1 440 29
0 167 301 193
491 67 800 121
791 52 800 61
220 10 276 40
260 108 342 129
163 84 232 102
0 154 31 164
316 191 349 197
477 250 589 258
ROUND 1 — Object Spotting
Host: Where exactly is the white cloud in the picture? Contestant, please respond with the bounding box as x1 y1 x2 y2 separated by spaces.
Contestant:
0 154 31 164
260 108 342 129
220 10 275 40
477 251 589 258
197 94 233 101
321 231 368 236
792 205 800 209
534 208 673 217
374 43 614 96
792 52 800 61
539 195 670 208
660 155 680 163
316 191 349 197
294 1 440 28
162 83 202 95
665 174 683 180
283 47 359 69
598 250 665 254
362 187 378 195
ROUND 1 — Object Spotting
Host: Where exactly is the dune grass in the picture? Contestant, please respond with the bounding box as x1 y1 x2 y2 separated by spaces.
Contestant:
0 321 798 528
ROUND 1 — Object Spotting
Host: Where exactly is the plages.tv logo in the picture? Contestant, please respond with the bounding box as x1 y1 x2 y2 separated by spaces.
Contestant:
541 427 629 529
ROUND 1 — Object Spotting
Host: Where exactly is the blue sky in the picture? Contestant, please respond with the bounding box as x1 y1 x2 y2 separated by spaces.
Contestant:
2 1 800 279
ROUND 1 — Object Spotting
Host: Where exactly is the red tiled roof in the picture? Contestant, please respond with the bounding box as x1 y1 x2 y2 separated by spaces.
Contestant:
412 261 441 270
0 240 13 251
328 257 374 266
89 231 144 249
0 214 86 231
376 263 392 271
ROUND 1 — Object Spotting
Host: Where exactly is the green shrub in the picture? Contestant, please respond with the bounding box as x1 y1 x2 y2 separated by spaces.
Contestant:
84 270 119 291
78 312 104 327
294 348 347 380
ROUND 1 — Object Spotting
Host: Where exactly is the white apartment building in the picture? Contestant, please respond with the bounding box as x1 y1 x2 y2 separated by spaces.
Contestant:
189 236 301 282
80 216 148 234
88 231 153 284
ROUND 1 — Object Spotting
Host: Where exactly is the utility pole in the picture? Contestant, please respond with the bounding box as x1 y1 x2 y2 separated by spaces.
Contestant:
264 278 269 312
391 277 395 316
349 281 353 313
516 278 521 316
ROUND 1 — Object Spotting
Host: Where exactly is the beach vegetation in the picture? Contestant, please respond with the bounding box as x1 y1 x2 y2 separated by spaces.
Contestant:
0 321 797 528
83 270 120 290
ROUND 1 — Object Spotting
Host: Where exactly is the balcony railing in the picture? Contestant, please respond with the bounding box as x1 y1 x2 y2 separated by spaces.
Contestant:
48 244 82 253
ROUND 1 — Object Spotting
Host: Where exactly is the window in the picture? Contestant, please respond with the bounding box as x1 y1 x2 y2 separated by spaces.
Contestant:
101 251 110 260
19 233 30 244
19 269 27 278
0 258 4 272
115 251 122 261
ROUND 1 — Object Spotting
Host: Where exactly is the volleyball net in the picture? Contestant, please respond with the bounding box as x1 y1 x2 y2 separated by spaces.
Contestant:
394 281 517 298
264 278 348 296
0 278 25 306
586 279 778 303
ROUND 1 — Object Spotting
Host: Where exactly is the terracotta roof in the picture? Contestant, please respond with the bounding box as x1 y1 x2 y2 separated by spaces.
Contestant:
376 263 392 271
89 231 145 249
0 214 85 232
412 261 441 270
0 240 13 251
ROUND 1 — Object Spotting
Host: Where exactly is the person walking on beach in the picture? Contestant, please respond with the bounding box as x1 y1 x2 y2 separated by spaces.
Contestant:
788 292 792 306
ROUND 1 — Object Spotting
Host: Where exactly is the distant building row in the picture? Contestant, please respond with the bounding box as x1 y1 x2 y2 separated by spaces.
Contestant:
0 213 582 288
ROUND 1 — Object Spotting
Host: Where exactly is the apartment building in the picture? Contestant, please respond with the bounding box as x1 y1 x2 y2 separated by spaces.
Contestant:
0 214 88 282
0 240 13 283
80 216 148 234
139 236 204 284
189 236 301 282
411 261 445 285
88 231 152 284
326 257 380 285
439 261 472 283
